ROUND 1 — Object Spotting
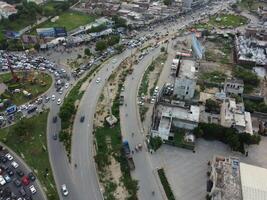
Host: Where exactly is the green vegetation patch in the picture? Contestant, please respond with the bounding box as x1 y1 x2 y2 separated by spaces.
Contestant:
0 72 52 106
200 71 227 83
0 111 59 200
157 168 175 200
209 14 248 28
35 11 95 31
193 123 261 153
244 99 267 113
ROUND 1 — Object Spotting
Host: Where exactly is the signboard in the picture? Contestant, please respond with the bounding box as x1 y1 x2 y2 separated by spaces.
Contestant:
6 105 17 115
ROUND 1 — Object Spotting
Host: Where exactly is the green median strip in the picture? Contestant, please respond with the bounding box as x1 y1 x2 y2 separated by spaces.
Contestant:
0 111 59 200
157 168 175 200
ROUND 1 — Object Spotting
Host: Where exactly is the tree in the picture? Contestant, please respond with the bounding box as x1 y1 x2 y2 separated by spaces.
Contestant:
205 99 220 114
150 136 163 151
107 35 120 46
95 40 107 51
163 0 172 6
161 47 165 52
13 119 33 138
84 48 91 56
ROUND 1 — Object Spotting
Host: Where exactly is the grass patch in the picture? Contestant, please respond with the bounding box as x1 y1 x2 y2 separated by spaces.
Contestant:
34 11 95 32
0 72 52 106
209 14 248 28
157 168 175 200
0 111 59 200
94 61 138 199
200 71 227 83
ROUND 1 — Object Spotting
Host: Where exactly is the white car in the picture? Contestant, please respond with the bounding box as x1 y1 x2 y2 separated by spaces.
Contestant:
5 153 13 161
29 185 37 194
51 95 56 101
65 83 69 89
0 176 6 186
11 161 19 169
59 88 63 94
96 77 101 84
57 98 61 105
61 184 69 196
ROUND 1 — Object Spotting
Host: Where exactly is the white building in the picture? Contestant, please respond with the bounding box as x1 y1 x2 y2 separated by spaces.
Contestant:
220 98 253 135
0 1 17 19
152 105 200 140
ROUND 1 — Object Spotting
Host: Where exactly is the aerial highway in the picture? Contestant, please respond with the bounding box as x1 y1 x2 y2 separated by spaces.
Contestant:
71 50 132 200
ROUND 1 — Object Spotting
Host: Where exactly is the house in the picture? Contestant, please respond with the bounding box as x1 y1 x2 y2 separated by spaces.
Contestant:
220 98 253 135
151 105 200 140
0 1 17 19
173 77 196 100
224 78 244 96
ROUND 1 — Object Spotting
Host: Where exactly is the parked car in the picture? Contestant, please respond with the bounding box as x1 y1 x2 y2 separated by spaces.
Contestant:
22 176 30 186
13 178 22 187
16 170 24 177
19 187 26 196
6 167 14 176
0 175 6 185
53 133 57 140
57 98 61 105
3 174 11 183
29 185 36 195
28 172 36 182
5 153 13 161
11 161 19 169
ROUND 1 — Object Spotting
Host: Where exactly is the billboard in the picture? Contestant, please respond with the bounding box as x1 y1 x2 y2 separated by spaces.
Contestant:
36 27 67 38
54 27 67 37
4 31 20 39
37 28 55 38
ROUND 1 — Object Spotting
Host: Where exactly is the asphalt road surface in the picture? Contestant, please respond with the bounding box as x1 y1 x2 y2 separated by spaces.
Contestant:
71 50 132 200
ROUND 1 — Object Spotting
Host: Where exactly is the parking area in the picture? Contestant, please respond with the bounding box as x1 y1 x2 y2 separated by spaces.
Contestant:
150 137 267 200
0 145 40 200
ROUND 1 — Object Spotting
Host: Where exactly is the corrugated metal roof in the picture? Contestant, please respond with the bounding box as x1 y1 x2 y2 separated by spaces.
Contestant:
240 163 267 200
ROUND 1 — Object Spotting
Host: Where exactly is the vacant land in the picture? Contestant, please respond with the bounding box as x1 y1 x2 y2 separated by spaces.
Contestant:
0 111 59 200
0 72 52 106
36 11 95 31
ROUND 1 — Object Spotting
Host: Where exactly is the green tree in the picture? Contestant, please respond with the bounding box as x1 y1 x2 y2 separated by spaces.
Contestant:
150 136 163 151
84 48 91 56
13 119 33 138
163 0 172 6
95 40 107 51
205 99 220 113
107 35 120 46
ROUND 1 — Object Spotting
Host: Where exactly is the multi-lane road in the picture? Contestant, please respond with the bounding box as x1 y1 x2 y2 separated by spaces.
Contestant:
47 1 239 199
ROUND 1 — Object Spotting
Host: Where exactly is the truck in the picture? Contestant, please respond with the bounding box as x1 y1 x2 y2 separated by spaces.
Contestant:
122 140 135 170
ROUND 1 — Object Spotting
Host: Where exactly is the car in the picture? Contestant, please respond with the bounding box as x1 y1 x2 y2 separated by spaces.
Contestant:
80 116 85 123
45 96 50 102
96 77 101 84
59 88 63 94
22 176 30 186
65 83 69 89
61 184 69 196
19 187 26 196
11 161 19 169
0 155 7 163
29 185 36 195
51 95 56 101
28 172 36 182
5 153 13 161
0 175 6 185
6 167 14 176
4 174 11 183
13 178 21 187
57 98 61 105
16 170 24 177
53 116 57 123
53 133 57 140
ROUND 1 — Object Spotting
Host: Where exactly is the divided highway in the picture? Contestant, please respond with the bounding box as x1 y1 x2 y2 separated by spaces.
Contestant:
71 50 132 200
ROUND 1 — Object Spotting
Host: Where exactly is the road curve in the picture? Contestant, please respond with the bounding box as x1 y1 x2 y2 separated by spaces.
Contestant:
71 49 132 200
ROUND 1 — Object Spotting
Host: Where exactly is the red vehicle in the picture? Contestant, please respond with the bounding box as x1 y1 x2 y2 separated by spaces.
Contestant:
22 176 30 186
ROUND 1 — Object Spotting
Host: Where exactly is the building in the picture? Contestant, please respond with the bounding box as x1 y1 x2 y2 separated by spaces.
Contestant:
208 155 267 200
151 105 200 140
182 0 208 11
224 78 244 96
0 1 17 19
173 77 196 100
220 98 253 135
234 35 267 67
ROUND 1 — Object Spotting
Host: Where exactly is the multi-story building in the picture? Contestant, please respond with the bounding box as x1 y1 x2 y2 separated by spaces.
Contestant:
224 78 244 96
0 1 17 19
220 98 253 135
173 77 196 100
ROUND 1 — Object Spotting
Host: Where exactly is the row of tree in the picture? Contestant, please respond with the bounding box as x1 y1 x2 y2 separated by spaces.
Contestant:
193 123 261 153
